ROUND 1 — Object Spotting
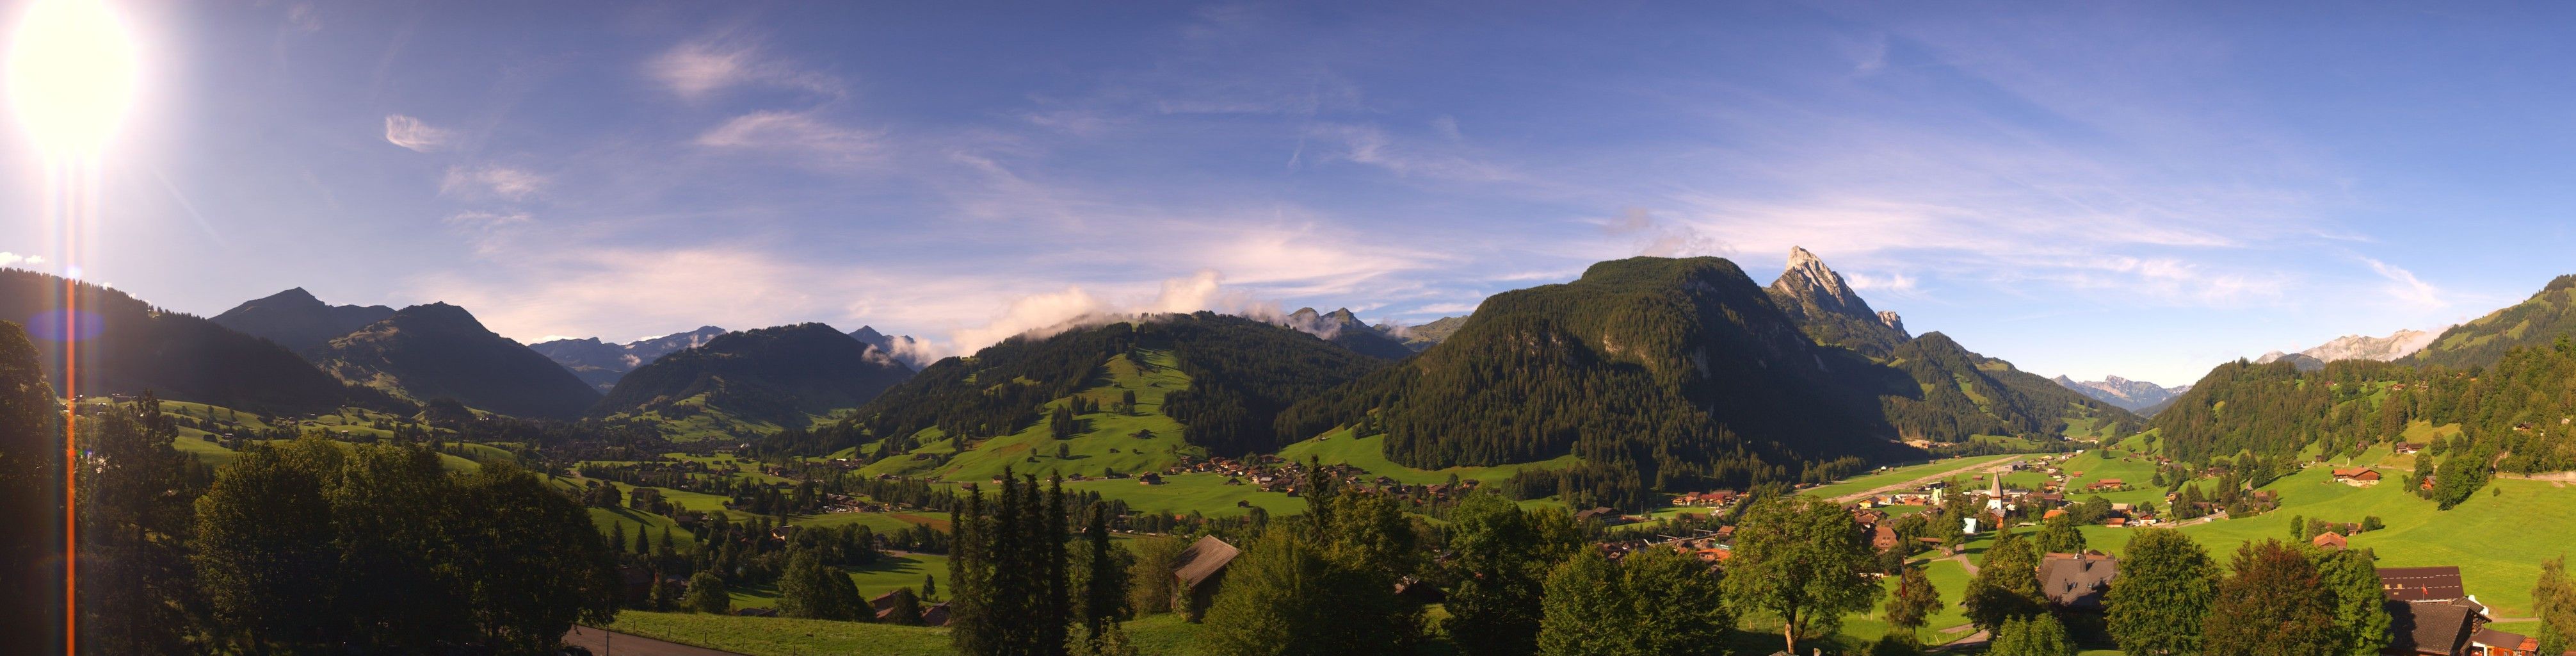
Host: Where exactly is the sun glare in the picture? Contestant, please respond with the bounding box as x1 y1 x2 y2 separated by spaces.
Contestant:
6 0 140 160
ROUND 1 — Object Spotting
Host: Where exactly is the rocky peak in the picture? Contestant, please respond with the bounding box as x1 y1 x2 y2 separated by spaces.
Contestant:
1877 310 1906 336
1768 246 1874 319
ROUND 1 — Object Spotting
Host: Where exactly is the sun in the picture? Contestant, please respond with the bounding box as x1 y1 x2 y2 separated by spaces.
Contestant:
6 0 141 160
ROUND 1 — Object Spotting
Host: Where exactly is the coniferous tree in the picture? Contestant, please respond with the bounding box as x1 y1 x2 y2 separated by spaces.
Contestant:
2535 556 2574 656
1079 503 1127 637
1535 548 1629 656
1885 564 1942 644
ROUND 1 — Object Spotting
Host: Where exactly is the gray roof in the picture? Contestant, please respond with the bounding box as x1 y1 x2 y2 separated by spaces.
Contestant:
2040 553 2118 609
1171 536 1240 591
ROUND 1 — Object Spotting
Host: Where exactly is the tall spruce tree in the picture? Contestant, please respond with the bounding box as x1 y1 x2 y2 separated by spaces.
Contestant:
1080 502 1127 637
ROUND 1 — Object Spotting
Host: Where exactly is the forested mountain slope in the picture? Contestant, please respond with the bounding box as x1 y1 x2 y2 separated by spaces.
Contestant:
2154 338 2576 477
1276 256 2139 495
316 303 599 419
592 323 912 434
2404 275 2576 369
818 313 1388 459
0 270 394 413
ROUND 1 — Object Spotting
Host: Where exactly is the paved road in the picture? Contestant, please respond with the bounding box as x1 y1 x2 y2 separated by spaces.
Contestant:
562 625 746 656
1829 457 2031 504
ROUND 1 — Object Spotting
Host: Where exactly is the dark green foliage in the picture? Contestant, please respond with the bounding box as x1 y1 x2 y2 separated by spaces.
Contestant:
77 395 207 654
2204 541 2340 656
1200 469 1424 655
2107 529 2219 656
1722 495 1881 654
1885 564 1942 639
2536 557 2573 656
1963 530 2045 634
595 322 913 428
1079 503 1129 636
1534 545 1730 656
0 269 396 413
949 470 1075 656
2316 548 2391 656
1536 548 1627 656
684 571 730 614
1991 614 2074 656
1442 492 1582 656
2034 514 2086 554
1880 333 2141 441
779 549 867 620
193 438 616 653
318 302 599 418
0 321 58 650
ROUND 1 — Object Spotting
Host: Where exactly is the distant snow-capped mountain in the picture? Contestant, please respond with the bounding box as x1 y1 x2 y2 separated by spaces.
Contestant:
2051 375 2190 413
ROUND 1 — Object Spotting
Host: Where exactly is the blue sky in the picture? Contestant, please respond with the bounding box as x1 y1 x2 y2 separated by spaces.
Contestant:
8 1 2576 386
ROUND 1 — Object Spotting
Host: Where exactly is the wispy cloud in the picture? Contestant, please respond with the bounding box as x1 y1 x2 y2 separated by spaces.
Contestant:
647 38 842 101
2362 257 2447 309
0 252 47 268
383 115 453 152
439 165 545 201
695 110 885 165
1600 208 1728 258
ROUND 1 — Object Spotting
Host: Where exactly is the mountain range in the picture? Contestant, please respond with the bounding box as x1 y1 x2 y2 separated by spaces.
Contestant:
848 325 933 368
531 327 729 393
312 302 602 419
209 288 394 356
593 322 915 434
1281 308 1416 359
0 271 392 413
2051 375 2190 413
2251 327 2446 372
1374 315 1468 351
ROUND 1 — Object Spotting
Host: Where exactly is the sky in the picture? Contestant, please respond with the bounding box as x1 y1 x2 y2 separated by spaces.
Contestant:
6 0 2576 386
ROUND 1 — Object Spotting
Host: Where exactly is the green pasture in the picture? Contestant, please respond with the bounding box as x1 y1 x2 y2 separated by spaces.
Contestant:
1276 429 1581 486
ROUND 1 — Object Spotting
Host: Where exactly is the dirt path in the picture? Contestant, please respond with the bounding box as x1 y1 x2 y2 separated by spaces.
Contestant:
1830 457 2029 504
563 625 747 656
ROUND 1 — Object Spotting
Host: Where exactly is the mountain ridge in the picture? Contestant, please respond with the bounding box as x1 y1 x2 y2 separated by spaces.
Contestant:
209 288 396 357
316 302 601 419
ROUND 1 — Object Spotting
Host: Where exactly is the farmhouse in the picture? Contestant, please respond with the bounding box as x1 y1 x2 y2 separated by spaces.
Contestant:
2312 531 2348 550
2470 627 2545 656
1171 536 1241 621
2038 552 2118 610
2385 600 2480 656
2334 468 2385 485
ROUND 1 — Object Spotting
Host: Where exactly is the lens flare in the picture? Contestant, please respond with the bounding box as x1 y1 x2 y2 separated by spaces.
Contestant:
6 0 141 160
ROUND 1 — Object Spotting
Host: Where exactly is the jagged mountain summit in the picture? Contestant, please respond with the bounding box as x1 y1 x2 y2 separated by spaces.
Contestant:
1764 246 1911 357
316 302 601 419
209 288 396 357
2052 375 2191 413
848 325 935 368
1278 255 2136 493
1375 315 1468 351
594 322 915 436
2250 327 2445 372
1283 308 1415 359
531 326 728 393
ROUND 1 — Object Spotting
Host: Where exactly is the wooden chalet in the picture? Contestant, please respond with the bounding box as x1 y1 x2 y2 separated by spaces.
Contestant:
2335 468 2385 485
1171 536 1241 621
2386 600 2481 656
2039 552 2118 611
2313 531 2348 550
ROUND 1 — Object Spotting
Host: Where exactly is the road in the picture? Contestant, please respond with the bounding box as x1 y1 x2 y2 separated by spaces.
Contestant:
1828 456 2031 504
563 625 746 656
